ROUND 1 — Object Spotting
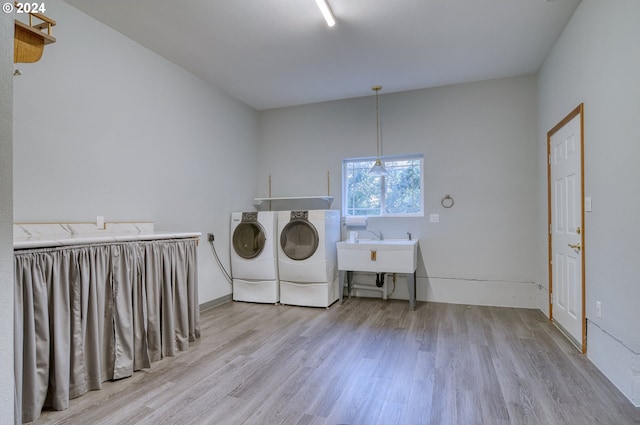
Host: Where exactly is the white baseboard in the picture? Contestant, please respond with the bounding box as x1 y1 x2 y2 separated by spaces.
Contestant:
199 293 232 311
421 277 539 308
587 321 640 407
347 273 539 309
536 283 551 317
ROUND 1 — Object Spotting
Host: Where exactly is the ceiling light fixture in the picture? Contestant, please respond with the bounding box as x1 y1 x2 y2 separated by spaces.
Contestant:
315 0 336 27
369 85 388 177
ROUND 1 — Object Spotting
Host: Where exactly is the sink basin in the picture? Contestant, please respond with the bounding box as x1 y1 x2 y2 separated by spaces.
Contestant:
336 239 418 273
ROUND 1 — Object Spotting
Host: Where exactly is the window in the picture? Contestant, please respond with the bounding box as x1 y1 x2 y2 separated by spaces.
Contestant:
342 154 424 217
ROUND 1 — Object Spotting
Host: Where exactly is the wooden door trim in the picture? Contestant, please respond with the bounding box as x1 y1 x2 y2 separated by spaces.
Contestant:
547 103 586 353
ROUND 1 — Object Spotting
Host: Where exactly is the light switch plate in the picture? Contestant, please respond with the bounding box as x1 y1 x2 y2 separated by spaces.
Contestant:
430 214 440 223
585 196 592 212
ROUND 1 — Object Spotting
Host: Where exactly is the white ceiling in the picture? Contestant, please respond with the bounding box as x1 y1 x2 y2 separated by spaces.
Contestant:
63 0 581 110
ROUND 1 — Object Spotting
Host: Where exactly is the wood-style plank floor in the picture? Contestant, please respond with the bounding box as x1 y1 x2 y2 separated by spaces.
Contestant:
31 299 640 425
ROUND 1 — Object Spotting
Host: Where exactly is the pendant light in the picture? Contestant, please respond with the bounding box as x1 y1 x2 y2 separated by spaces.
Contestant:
369 85 388 176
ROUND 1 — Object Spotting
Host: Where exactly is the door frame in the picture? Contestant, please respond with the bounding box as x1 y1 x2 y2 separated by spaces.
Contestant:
547 103 586 353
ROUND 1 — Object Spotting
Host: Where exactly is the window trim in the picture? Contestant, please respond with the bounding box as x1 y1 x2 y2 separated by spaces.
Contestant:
342 153 424 218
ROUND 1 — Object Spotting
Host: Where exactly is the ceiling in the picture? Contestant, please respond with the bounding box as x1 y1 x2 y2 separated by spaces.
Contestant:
63 0 581 110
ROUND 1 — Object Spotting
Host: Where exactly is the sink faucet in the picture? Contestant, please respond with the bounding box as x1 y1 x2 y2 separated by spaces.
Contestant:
367 230 383 240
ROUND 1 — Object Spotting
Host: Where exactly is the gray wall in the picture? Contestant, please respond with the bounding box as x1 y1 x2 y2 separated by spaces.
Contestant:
0 9 15 425
537 0 640 405
258 76 540 307
12 0 260 305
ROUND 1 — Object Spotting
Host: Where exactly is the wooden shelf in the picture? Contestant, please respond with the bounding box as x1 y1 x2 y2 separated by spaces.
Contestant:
15 20 56 44
14 10 57 63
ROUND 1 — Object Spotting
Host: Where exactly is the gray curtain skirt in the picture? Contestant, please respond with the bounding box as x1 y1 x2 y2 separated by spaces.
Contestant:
14 238 200 423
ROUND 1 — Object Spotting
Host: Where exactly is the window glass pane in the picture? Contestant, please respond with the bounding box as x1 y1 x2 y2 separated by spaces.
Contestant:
345 160 381 216
343 154 423 217
383 158 422 214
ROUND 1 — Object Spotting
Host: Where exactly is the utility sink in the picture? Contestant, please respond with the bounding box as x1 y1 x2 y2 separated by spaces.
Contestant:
336 239 418 273
336 239 419 310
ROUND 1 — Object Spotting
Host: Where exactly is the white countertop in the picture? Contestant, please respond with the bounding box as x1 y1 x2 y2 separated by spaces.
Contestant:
14 232 201 250
13 222 201 250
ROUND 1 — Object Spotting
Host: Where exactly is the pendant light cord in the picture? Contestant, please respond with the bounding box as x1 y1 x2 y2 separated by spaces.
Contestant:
368 85 388 176
374 86 382 158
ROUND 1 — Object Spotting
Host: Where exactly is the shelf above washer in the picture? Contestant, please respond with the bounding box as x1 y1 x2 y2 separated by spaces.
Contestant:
253 196 334 211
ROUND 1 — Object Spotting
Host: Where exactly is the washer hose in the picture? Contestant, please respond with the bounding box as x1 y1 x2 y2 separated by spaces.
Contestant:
208 234 232 284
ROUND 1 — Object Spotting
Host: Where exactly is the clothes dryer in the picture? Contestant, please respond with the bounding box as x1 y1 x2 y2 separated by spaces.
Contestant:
277 210 340 307
230 211 279 303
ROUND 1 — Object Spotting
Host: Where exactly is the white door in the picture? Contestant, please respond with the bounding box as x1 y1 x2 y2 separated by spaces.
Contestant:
548 105 585 351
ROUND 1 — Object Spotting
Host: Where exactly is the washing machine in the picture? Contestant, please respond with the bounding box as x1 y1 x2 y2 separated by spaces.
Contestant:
277 210 340 307
230 211 279 304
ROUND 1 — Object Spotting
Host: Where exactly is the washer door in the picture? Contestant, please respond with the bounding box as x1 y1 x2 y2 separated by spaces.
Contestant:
280 219 319 261
233 221 266 259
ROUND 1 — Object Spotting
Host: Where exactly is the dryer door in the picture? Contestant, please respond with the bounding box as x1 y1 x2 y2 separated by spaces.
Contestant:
233 220 266 259
280 217 319 261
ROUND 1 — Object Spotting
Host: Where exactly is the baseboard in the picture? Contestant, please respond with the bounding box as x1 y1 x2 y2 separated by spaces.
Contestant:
422 277 539 308
587 320 640 407
199 294 232 312
536 283 551 318
346 273 539 309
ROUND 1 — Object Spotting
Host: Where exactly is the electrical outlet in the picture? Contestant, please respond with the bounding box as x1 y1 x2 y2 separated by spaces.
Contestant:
207 233 215 242
430 214 440 223
596 301 602 318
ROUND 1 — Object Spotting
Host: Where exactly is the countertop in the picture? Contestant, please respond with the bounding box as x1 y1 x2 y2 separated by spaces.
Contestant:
13 222 201 250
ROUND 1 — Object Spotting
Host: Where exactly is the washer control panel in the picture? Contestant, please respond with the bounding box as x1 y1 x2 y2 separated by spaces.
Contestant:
241 212 258 222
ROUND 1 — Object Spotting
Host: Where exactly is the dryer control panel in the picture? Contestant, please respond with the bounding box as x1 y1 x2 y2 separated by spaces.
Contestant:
290 210 309 220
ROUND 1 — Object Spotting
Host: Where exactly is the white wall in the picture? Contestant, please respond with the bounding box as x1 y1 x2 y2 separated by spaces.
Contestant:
13 0 260 305
0 10 15 425
259 75 540 307
537 0 640 406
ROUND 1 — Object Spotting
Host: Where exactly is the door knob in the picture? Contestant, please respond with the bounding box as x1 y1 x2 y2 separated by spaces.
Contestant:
568 243 581 251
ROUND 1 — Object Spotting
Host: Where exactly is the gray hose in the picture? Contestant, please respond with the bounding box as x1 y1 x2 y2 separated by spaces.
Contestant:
208 235 232 284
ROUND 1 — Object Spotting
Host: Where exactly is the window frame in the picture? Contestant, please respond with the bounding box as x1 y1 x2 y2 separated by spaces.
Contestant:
342 153 424 218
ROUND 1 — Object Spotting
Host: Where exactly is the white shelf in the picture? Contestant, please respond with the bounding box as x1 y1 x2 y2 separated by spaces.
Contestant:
253 196 334 210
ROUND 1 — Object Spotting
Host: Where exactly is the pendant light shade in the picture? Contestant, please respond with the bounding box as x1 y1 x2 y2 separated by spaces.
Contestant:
369 85 388 176
369 158 387 176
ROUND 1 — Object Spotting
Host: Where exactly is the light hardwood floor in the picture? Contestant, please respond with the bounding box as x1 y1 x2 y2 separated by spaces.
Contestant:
31 299 640 425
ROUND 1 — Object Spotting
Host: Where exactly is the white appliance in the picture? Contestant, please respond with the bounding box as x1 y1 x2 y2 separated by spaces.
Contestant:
277 210 340 308
230 211 279 304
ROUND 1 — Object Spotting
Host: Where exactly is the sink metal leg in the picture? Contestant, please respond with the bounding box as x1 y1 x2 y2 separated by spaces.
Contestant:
339 270 354 305
406 271 416 311
382 274 388 300
339 270 345 304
